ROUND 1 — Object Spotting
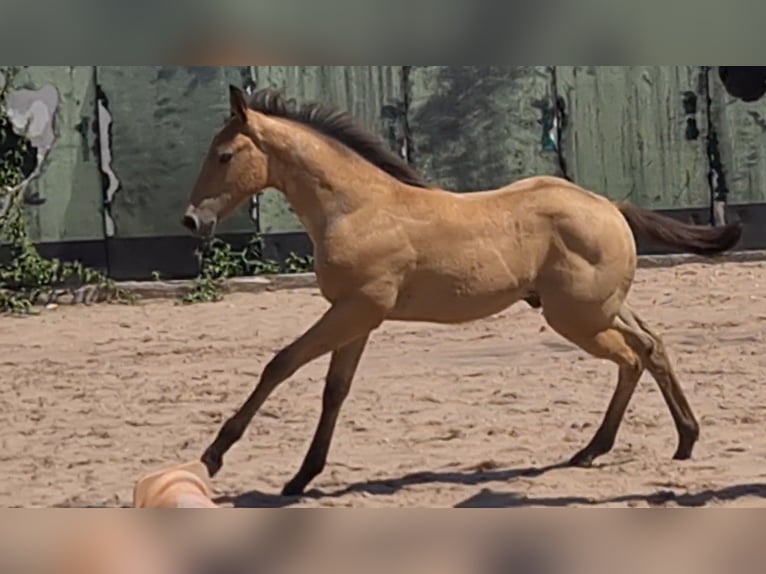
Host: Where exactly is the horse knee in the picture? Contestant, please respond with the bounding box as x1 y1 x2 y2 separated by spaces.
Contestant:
624 352 643 376
643 333 672 372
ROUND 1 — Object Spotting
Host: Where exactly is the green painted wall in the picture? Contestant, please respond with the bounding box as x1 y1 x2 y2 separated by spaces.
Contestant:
407 66 562 191
96 66 254 239
4 66 764 271
709 77 766 205
558 66 710 209
11 66 104 243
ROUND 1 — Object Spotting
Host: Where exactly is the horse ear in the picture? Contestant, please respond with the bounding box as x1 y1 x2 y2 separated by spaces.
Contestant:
229 85 248 123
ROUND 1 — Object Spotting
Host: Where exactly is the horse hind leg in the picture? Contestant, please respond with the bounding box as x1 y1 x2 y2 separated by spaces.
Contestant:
616 305 700 460
556 326 646 467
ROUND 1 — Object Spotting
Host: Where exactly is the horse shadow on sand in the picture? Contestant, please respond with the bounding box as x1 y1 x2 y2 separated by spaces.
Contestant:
217 459 766 509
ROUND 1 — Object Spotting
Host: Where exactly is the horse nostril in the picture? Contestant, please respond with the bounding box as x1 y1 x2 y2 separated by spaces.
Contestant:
182 215 199 233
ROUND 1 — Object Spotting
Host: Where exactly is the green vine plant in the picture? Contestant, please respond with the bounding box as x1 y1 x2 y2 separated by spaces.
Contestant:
180 234 314 305
0 66 132 314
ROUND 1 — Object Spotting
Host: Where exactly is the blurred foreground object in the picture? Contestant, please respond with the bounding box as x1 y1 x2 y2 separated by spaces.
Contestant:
718 66 766 102
172 29 312 65
49 516 178 574
133 461 219 509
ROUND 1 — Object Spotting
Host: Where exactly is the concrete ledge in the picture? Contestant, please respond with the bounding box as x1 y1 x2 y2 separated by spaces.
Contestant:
636 249 766 269
113 250 766 302
118 273 318 301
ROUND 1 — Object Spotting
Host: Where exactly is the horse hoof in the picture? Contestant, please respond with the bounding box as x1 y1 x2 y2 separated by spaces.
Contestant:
568 451 595 468
673 433 697 461
201 450 223 478
673 448 693 461
281 480 306 498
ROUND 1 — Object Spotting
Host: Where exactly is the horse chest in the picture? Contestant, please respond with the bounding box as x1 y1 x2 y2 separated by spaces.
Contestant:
313 252 375 302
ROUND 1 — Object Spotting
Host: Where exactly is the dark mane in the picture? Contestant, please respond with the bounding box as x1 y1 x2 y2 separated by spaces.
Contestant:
247 88 430 188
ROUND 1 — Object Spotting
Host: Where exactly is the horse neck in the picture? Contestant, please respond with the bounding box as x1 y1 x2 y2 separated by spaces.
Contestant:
263 118 394 242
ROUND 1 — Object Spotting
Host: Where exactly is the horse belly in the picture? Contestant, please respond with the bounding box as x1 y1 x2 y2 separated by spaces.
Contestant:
388 275 526 324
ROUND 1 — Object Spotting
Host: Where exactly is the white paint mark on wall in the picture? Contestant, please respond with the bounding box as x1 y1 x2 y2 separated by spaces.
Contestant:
0 76 60 218
97 98 120 237
5 83 59 183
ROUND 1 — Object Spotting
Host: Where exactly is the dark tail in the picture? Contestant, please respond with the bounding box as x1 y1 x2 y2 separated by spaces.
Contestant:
616 202 743 256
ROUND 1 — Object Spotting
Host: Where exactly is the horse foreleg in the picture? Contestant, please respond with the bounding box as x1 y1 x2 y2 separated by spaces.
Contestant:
282 334 370 496
201 300 382 479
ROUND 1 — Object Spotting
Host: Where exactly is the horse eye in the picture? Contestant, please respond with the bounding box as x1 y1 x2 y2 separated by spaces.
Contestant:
219 152 234 164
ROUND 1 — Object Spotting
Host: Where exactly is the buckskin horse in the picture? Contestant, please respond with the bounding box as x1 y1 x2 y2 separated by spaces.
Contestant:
182 85 743 496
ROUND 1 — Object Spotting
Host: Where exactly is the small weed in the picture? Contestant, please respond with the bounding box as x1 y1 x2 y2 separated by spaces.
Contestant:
180 235 314 305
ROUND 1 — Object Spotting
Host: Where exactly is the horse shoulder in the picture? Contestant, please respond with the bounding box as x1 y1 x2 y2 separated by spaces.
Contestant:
314 213 412 305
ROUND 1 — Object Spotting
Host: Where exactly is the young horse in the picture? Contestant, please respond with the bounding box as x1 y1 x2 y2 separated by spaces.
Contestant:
183 85 743 497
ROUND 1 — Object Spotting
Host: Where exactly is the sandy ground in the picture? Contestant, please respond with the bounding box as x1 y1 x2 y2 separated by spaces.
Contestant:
1 261 766 508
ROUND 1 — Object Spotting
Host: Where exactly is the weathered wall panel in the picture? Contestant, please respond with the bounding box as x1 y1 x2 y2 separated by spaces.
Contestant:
708 78 766 205
9 66 104 243
558 66 710 209
97 66 253 239
251 66 406 234
6 66 766 280
407 66 562 192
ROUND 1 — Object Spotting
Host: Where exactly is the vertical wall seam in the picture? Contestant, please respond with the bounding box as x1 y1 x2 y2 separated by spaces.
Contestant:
92 66 122 276
549 66 572 181
244 66 261 235
401 66 414 165
90 66 112 275
702 65 729 226
95 81 119 239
